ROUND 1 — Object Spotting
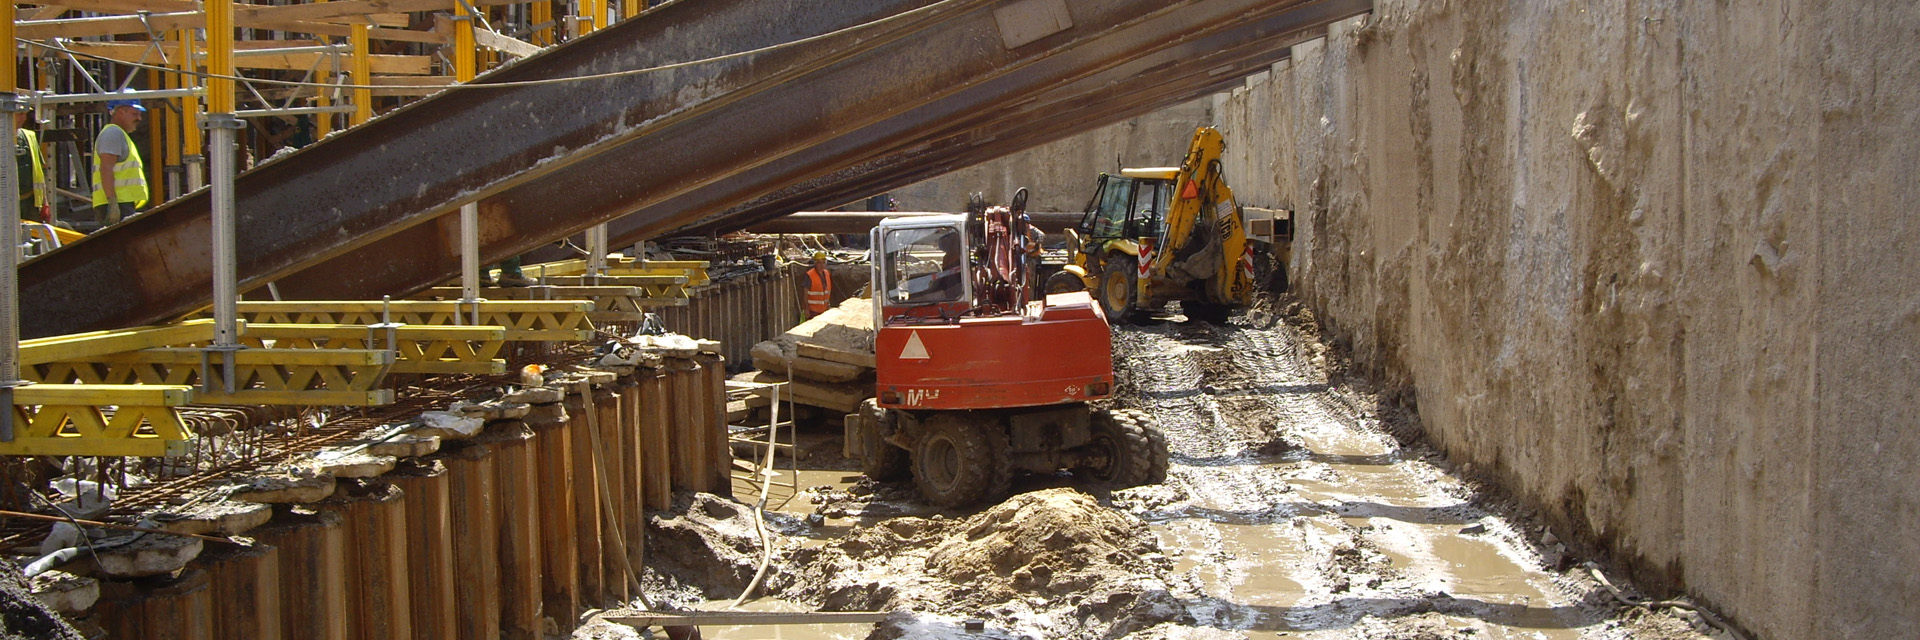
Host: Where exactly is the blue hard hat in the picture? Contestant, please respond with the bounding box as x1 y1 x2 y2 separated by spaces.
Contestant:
106 98 145 112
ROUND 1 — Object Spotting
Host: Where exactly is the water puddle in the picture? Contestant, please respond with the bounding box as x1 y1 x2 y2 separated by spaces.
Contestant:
687 598 872 640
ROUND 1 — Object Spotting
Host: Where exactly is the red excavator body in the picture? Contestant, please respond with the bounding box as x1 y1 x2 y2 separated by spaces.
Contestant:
874 291 1114 411
849 190 1165 508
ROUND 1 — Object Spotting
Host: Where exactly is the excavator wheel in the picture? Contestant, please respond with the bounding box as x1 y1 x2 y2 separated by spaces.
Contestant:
1099 254 1139 323
911 413 1011 507
1130 409 1171 484
852 400 909 481
1080 408 1164 489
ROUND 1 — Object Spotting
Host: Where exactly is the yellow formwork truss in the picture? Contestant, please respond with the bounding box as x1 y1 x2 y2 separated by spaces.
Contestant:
0 385 196 458
234 300 595 342
29 347 397 406
242 323 509 375
418 284 685 322
529 257 712 287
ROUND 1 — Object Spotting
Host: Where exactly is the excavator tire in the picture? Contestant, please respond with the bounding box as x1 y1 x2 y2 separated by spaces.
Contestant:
1081 408 1163 489
853 401 909 481
1126 409 1171 484
911 413 1011 507
1099 254 1139 323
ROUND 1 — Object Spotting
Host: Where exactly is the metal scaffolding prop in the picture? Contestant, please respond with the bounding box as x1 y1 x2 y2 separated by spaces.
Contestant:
21 0 1370 338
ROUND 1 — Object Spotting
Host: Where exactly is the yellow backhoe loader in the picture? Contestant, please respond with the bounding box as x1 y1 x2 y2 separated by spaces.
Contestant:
1051 126 1254 323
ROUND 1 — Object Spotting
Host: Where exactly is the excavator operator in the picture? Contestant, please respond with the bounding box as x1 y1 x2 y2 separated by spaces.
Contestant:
925 230 966 300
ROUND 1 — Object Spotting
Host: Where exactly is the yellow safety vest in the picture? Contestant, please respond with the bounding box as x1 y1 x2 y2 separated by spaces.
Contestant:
18 128 45 208
90 124 148 208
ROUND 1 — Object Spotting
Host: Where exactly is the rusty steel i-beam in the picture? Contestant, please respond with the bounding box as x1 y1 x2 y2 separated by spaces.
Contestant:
22 0 1370 337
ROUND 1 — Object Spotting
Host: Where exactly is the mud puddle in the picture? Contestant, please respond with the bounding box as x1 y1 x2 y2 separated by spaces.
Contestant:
1105 307 1706 639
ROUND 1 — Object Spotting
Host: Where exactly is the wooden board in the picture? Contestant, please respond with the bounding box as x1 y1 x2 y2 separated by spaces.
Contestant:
797 341 877 369
736 371 866 414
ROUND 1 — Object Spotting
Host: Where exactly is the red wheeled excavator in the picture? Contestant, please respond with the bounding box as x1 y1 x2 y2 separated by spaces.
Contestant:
844 189 1169 507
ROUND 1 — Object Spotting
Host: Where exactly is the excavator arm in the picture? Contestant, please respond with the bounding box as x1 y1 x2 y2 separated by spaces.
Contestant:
1149 126 1251 306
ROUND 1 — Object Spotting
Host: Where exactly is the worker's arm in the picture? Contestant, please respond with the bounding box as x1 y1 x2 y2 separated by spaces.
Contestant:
98 151 120 206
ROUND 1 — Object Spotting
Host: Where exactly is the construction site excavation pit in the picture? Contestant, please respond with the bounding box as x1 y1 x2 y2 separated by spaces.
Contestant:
579 298 1719 640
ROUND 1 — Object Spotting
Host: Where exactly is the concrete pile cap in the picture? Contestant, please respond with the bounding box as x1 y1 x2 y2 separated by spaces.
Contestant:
29 571 98 614
363 433 441 458
503 386 564 404
146 499 273 536
449 398 532 421
90 533 203 578
230 468 338 504
594 333 712 371
414 410 487 440
312 448 399 479
549 370 617 388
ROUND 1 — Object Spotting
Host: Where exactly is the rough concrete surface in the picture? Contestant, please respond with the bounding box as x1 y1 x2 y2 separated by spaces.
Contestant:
1198 2 1920 638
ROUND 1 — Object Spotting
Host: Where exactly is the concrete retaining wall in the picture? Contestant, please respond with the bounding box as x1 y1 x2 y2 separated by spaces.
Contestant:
1209 2 1920 638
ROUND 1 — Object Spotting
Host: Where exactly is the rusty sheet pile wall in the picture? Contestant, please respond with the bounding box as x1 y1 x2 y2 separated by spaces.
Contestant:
50 354 730 639
653 270 803 370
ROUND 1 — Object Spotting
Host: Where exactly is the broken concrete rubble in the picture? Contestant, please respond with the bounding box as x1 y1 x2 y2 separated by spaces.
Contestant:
230 469 337 504
148 500 273 536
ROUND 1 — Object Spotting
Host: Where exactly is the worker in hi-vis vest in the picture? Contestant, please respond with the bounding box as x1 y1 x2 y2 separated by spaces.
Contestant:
805 251 833 316
91 95 148 227
14 109 48 222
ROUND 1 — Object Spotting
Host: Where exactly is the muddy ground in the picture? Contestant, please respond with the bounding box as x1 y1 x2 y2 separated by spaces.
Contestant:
584 297 1723 640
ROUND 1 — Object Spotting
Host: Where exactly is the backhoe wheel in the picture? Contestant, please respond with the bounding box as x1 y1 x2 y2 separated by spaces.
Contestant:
911 413 1011 508
1184 300 1232 324
1099 254 1139 322
1081 408 1164 489
853 400 909 481
1045 270 1087 294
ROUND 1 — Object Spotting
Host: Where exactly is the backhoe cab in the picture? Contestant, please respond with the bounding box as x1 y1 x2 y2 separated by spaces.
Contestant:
847 190 1168 507
1055 126 1255 323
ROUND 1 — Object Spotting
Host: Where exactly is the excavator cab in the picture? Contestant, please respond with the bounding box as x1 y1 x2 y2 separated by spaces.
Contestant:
1083 170 1174 242
872 215 974 324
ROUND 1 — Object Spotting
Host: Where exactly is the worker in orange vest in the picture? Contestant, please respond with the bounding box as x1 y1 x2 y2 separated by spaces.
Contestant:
805 251 833 316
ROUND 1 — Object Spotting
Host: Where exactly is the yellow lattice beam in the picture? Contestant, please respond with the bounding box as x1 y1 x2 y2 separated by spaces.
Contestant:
18 319 230 366
233 300 594 342
242 323 508 375
524 257 710 287
28 348 395 406
1 385 195 457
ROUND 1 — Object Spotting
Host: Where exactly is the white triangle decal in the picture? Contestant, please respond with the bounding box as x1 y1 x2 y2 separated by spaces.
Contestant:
899 331 931 360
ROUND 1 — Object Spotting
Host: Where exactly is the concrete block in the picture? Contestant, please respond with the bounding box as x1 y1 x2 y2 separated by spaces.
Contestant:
231 470 337 504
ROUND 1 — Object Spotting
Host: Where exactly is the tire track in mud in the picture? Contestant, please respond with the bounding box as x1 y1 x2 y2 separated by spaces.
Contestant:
1108 313 1701 639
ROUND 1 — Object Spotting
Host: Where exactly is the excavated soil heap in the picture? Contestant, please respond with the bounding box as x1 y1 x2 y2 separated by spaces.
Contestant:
782 488 1185 638
924 489 1156 596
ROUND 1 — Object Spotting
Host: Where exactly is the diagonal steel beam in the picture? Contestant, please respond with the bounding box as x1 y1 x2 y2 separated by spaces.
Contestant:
27 0 1370 335
277 0 1368 299
22 0 951 337
657 0 1363 240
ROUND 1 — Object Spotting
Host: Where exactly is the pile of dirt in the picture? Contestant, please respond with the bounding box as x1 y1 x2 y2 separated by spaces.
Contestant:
0 560 82 640
923 489 1158 597
779 488 1186 638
